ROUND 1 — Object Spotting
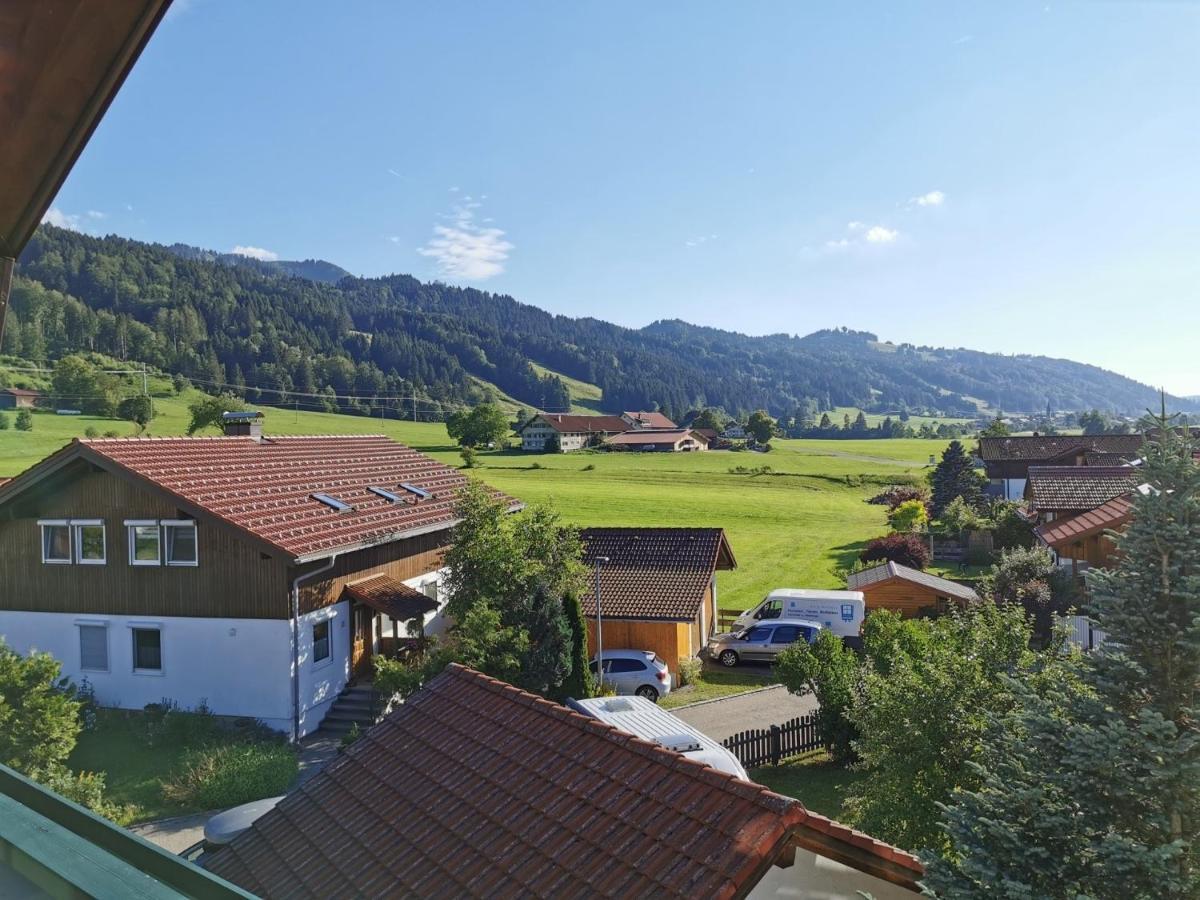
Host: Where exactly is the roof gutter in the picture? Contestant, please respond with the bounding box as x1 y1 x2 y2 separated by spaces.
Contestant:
290 554 338 743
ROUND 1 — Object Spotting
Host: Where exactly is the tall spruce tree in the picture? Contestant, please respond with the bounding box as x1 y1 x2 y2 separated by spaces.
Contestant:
930 440 982 515
925 416 1200 898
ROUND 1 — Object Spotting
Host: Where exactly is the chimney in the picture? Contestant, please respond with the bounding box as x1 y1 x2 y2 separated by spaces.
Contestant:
222 410 264 439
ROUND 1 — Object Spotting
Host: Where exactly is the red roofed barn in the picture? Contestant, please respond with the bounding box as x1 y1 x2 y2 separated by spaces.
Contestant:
0 417 519 739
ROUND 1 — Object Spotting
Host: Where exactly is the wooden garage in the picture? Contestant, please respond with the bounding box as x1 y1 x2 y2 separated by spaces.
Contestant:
847 561 979 618
580 527 737 675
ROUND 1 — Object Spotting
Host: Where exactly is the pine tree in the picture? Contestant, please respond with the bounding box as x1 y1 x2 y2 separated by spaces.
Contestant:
925 416 1200 898
930 440 982 515
555 590 594 701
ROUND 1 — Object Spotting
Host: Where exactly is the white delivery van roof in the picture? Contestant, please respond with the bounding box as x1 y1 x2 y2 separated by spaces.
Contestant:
767 588 865 603
569 695 749 780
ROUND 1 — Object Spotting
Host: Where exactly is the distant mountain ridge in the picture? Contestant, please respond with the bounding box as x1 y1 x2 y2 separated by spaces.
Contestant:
8 225 1195 419
164 242 351 284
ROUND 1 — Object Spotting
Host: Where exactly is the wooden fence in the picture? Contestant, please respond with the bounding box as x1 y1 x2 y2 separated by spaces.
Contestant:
717 607 743 632
722 714 825 768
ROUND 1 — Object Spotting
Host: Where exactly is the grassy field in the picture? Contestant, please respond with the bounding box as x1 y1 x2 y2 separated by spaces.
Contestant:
659 669 774 709
2 393 950 612
529 362 605 414
827 405 976 429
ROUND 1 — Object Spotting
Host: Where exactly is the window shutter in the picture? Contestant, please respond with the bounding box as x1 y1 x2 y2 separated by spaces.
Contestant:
79 625 108 671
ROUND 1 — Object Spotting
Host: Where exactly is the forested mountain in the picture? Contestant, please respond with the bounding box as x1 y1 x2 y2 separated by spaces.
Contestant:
5 225 1191 420
164 243 352 284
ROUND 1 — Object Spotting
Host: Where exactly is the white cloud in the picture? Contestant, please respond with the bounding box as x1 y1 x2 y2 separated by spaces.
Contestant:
847 221 865 232
865 225 898 243
913 190 945 207
824 238 852 251
684 233 719 248
417 201 512 280
42 207 82 230
952 35 972 45
231 245 279 261
387 235 402 244
86 210 107 219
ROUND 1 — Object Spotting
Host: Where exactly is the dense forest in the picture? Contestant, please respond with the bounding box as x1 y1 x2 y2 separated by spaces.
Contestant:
4 226 1191 420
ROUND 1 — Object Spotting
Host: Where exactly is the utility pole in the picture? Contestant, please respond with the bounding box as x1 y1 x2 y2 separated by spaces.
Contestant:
593 556 609 689
142 362 153 419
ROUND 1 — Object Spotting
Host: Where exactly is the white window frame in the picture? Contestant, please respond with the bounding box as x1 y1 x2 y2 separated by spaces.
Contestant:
72 519 106 565
76 621 110 673
125 520 162 567
130 623 164 674
162 520 199 567
38 519 72 564
312 619 332 665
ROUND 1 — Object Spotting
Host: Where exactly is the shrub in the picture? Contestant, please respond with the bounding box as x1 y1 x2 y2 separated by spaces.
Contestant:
102 430 120 438
142 698 220 748
775 629 860 765
887 499 929 533
860 533 931 570
84 426 99 439
939 495 982 534
339 723 361 751
459 446 478 468
867 485 929 510
35 765 129 823
676 656 703 687
0 411 9 430
15 408 33 431
529 461 543 470
581 463 595 471
162 742 297 809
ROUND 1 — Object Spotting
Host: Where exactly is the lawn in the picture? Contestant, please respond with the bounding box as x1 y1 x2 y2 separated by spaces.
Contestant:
0 393 951 613
659 669 774 709
68 709 297 825
750 750 865 821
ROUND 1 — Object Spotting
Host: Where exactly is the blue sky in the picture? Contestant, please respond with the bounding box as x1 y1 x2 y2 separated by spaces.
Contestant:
47 1 1200 395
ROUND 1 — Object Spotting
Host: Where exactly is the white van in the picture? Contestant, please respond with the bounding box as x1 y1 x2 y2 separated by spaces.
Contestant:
732 589 865 638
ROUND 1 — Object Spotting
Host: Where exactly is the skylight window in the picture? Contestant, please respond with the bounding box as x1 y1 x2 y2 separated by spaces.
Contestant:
400 483 431 501
368 486 402 503
312 493 354 512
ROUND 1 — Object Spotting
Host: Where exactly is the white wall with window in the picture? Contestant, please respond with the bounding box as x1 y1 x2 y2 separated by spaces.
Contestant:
297 601 350 737
371 567 452 644
0 611 295 732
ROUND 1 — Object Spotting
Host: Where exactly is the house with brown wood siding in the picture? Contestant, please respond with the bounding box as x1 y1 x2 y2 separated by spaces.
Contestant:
0 420 519 739
581 527 735 675
846 561 979 618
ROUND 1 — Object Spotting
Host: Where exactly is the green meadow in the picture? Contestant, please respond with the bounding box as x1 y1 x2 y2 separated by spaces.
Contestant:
0 393 948 612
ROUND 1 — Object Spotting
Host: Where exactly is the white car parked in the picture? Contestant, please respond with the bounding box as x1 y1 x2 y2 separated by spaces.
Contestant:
590 649 672 702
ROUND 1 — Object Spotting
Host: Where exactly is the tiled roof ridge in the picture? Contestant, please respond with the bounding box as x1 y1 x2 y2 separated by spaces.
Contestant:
438 665 924 875
77 433 393 442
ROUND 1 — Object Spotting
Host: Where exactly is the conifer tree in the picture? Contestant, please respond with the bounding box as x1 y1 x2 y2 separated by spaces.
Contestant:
930 440 982 515
925 415 1200 898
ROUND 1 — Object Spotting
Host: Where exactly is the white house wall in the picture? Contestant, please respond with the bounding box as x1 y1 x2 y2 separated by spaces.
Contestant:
0 610 295 732
297 600 351 738
748 846 916 899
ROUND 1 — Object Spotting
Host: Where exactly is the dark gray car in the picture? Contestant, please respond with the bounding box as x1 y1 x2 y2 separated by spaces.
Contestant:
707 619 824 667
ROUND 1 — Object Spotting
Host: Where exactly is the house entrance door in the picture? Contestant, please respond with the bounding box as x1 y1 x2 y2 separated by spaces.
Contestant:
351 603 374 681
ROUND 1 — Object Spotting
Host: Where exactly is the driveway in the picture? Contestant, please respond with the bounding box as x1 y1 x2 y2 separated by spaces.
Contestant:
672 685 818 744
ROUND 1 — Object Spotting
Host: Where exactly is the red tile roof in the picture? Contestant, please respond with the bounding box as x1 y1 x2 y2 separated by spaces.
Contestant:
623 410 676 429
0 435 519 562
1025 466 1141 513
847 561 979 602
1035 494 1135 549
342 574 438 621
977 434 1144 462
204 665 922 897
581 527 736 621
524 413 629 434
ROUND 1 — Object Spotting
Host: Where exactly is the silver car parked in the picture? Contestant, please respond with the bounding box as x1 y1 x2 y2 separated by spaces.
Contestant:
707 618 825 667
589 649 672 702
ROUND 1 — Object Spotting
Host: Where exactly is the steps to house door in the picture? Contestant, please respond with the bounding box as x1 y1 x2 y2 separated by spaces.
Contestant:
318 684 378 735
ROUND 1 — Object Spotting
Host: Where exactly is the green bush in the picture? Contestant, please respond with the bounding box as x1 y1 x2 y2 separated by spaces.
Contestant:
15 408 33 431
162 742 297 809
0 411 9 430
35 765 130 823
676 656 703 687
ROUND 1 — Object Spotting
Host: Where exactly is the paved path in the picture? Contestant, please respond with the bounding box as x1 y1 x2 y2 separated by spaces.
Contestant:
672 685 817 744
131 731 343 853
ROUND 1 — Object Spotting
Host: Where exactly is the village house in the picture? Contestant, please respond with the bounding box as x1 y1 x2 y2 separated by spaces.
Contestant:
1023 465 1141 524
847 561 979 618
1035 493 1135 576
605 428 710 452
621 410 676 429
0 416 518 739
581 527 735 676
517 412 629 451
723 422 748 439
204 664 923 898
976 434 1144 500
0 387 41 409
